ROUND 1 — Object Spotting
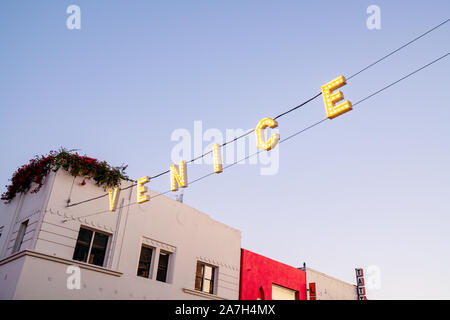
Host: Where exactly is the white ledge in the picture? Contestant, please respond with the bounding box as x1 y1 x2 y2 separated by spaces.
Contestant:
0 250 123 277
183 288 228 300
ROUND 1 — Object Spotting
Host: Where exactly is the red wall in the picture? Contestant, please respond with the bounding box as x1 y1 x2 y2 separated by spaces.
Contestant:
239 249 307 300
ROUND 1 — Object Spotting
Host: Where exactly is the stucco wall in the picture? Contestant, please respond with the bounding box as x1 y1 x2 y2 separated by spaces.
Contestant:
0 172 55 259
240 249 307 300
306 268 357 300
0 169 242 300
0 253 26 299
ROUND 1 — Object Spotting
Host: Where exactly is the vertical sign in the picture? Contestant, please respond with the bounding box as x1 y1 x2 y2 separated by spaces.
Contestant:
355 268 367 300
309 283 317 300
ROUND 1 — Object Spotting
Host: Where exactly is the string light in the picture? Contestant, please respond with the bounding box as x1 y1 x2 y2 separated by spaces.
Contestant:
212 144 223 174
65 18 450 209
136 176 150 204
108 187 119 212
321 75 352 119
74 51 450 220
170 161 188 191
255 118 280 151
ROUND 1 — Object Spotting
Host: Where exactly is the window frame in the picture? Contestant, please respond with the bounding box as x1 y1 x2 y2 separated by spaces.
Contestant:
136 245 155 279
156 250 171 283
12 220 29 253
73 226 111 267
195 261 217 295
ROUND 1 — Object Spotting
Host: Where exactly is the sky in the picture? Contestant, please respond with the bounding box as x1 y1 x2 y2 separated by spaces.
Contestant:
1 0 449 299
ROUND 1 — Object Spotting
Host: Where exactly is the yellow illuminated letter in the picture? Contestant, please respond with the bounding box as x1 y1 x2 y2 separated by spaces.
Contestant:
255 117 280 151
212 144 223 173
108 187 120 212
137 176 150 203
170 160 188 191
321 75 352 119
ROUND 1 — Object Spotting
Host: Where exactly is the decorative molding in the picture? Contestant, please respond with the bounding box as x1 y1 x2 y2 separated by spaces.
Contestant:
47 208 115 233
142 236 176 253
196 256 239 272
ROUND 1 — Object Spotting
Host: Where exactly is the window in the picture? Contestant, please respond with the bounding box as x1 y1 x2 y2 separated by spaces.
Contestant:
0 226 3 239
73 227 110 267
12 220 28 253
156 251 170 282
137 246 153 278
195 262 216 294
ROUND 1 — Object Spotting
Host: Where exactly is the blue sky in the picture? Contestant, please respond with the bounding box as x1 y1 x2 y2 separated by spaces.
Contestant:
1 1 449 299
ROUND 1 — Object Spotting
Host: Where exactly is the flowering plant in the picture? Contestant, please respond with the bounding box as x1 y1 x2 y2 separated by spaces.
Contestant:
1 149 130 203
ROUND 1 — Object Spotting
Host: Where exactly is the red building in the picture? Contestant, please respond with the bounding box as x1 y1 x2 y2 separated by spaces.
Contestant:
239 249 307 300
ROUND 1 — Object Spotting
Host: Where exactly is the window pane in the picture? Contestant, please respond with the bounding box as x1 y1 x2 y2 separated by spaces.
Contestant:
195 276 203 291
209 267 215 293
203 279 212 294
137 246 153 278
196 262 204 278
156 252 170 282
73 227 93 263
204 265 213 280
89 232 109 266
195 262 216 294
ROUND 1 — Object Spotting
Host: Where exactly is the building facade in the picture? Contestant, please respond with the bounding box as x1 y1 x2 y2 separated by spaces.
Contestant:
239 249 358 300
0 166 359 300
239 249 307 300
0 169 241 299
305 268 358 300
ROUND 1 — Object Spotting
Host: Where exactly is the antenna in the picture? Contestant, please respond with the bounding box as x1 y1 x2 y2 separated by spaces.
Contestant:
175 190 184 203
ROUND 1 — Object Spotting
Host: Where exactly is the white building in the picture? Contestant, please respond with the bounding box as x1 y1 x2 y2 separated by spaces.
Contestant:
0 169 241 300
305 268 358 300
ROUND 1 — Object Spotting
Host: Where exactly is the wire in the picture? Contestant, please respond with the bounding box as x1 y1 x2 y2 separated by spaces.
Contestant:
273 92 323 120
274 17 450 120
74 51 450 219
346 18 449 81
65 19 449 208
146 52 450 204
352 53 449 107
279 118 328 144
163 52 450 190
